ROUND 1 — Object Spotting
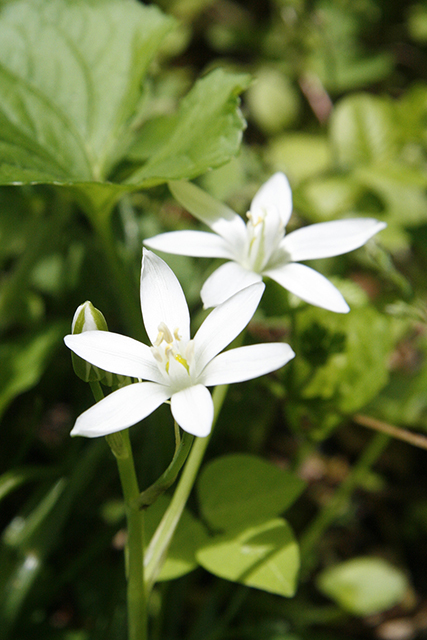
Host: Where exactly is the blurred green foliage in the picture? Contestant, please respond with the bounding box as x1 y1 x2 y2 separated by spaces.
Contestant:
2 0 427 638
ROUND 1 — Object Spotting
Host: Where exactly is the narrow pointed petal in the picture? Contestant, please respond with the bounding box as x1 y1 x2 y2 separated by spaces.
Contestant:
168 180 247 248
141 250 190 344
201 262 263 308
64 332 165 383
250 173 293 226
281 218 387 262
194 282 265 376
70 382 171 438
265 262 350 313
201 343 295 386
171 384 213 437
145 230 236 259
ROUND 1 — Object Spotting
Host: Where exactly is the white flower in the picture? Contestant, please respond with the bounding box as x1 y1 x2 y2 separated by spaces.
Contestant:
64 250 295 439
145 173 386 312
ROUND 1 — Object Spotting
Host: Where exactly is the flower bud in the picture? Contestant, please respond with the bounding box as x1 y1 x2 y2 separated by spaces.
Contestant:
72 301 108 334
71 301 111 383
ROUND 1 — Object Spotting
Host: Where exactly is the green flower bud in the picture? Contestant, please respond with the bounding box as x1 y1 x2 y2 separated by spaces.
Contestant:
72 301 108 334
71 301 110 383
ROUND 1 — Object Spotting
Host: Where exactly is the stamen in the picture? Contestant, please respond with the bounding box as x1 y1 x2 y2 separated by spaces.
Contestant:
247 210 263 226
151 321 192 379
154 322 174 347
174 353 190 374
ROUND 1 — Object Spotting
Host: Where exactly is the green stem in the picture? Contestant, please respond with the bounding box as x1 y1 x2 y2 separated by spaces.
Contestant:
110 429 147 640
300 431 389 577
94 382 146 640
89 381 104 403
144 384 228 592
138 428 194 508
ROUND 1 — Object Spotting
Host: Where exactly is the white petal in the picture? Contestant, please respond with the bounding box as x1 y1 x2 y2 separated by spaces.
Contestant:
171 384 213 437
64 332 164 383
265 262 350 313
194 282 265 376
141 250 190 344
250 173 293 226
144 230 236 259
201 343 295 386
70 382 171 438
168 180 247 249
281 218 387 262
258 205 286 269
201 262 263 308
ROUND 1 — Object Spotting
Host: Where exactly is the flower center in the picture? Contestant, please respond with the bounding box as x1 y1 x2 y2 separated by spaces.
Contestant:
245 210 264 271
151 321 194 380
245 206 285 272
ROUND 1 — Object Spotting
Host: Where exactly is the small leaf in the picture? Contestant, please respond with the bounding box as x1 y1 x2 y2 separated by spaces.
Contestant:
197 518 299 597
126 69 251 187
330 94 397 168
246 67 300 134
197 454 305 532
317 557 409 616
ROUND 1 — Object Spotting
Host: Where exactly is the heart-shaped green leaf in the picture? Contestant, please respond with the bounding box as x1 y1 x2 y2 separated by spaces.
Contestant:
197 454 305 532
196 518 299 597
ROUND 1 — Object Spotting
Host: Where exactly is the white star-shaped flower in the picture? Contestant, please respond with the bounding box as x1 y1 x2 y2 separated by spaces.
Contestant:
145 173 386 312
64 250 295 438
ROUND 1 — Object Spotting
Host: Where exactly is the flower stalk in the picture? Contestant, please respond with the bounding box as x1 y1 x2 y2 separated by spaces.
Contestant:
144 384 228 592
138 428 194 508
109 429 147 640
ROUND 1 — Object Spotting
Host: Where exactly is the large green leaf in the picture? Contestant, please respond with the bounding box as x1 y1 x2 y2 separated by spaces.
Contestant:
197 454 305 532
196 518 299 597
0 1 250 216
0 0 175 184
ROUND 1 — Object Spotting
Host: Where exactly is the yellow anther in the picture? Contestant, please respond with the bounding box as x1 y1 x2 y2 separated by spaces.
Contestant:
174 353 190 374
247 210 263 226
